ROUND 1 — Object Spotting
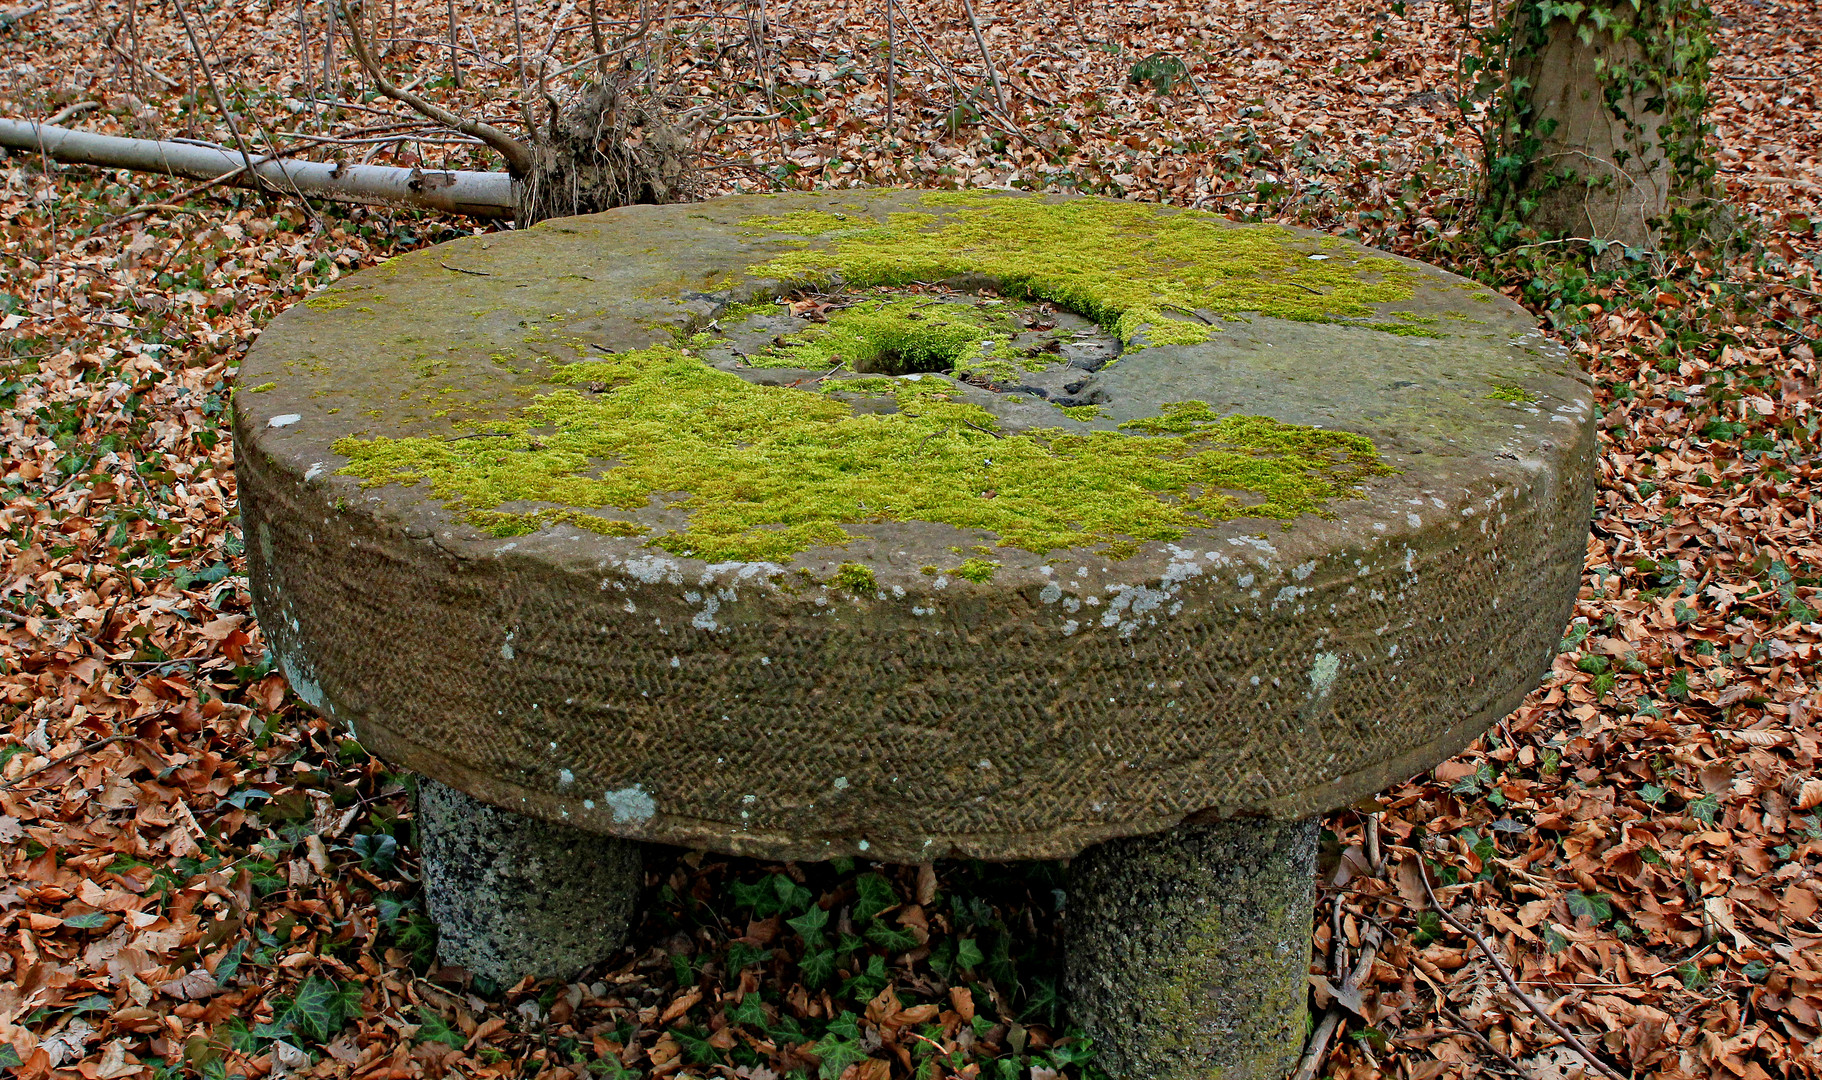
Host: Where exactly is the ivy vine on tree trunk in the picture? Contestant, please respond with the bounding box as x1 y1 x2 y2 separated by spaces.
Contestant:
1466 0 1721 251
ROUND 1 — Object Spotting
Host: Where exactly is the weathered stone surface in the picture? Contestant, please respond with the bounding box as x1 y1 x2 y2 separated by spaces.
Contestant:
417 778 641 984
235 189 1593 862
1066 818 1320 1080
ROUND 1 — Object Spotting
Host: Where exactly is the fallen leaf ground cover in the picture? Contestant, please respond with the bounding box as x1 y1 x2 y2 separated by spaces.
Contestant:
1 0 1820 1078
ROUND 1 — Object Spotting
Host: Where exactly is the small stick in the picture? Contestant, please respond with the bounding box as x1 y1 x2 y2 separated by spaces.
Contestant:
1 735 135 792
170 0 273 201
884 0 896 136
958 0 1004 114
1291 925 1383 1080
1440 1007 1532 1079
1418 863 1627 1080
45 101 101 125
960 418 1004 440
446 0 462 87
440 261 492 275
323 0 337 95
94 164 259 231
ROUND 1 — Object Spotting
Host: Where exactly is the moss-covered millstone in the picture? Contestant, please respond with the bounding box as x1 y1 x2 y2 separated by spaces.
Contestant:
235 188 1593 863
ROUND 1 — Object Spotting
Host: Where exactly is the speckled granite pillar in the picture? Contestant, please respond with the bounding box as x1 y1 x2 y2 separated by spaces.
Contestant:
417 778 642 985
1066 817 1319 1080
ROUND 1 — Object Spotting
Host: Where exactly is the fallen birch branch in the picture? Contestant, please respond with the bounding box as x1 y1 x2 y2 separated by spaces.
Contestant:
0 119 516 218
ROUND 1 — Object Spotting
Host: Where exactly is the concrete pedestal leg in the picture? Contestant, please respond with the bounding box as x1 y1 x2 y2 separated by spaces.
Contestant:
416 778 643 985
1065 817 1319 1080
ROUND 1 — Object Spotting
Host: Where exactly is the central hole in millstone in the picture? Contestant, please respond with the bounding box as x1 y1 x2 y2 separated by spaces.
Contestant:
702 285 1122 409
849 336 964 377
727 285 1115 389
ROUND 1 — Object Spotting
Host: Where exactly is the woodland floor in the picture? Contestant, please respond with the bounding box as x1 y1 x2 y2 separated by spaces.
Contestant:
2 0 1821 1079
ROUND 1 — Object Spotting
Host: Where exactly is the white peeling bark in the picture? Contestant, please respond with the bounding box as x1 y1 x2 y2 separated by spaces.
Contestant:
0 119 516 218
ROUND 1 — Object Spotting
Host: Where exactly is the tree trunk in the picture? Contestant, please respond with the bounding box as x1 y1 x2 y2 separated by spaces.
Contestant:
0 119 515 217
1486 0 1717 250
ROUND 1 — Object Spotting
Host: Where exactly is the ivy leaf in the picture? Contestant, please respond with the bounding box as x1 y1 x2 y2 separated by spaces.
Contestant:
416 1012 464 1049
864 922 919 953
771 873 813 913
1566 891 1614 924
814 1025 869 1079
787 905 830 939
798 946 838 988
213 940 247 985
853 873 898 923
955 937 985 971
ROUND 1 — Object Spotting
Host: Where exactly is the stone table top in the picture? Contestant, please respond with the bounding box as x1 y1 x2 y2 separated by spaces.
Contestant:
235 189 1593 861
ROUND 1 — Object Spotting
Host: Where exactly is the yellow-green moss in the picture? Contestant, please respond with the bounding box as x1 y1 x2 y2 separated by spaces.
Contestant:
1485 382 1540 404
747 296 1048 379
954 558 1000 583
246 382 277 393
742 194 1421 349
1058 404 1101 421
831 563 878 592
332 343 1393 563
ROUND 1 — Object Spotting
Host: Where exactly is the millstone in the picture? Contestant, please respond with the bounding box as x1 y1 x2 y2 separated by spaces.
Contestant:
235 189 1592 1075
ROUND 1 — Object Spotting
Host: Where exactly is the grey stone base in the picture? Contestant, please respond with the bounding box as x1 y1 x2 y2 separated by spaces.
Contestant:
417 779 643 985
1066 817 1319 1080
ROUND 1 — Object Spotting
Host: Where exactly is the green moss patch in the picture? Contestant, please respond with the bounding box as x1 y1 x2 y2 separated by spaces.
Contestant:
954 558 1000 583
332 342 1393 563
747 296 1043 378
1485 382 1541 404
831 563 878 592
742 193 1421 348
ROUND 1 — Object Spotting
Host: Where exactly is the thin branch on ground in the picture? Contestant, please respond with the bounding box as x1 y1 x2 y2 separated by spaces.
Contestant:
337 0 533 175
1 735 136 792
168 0 274 200
959 0 1006 114
1293 924 1385 1080
1418 859 1629 1080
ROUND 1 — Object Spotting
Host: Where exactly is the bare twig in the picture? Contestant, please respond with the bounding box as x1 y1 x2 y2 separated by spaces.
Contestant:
1418 862 1628 1080
586 0 610 79
169 0 272 202
0 735 135 792
103 33 181 89
338 0 533 176
445 0 462 87
1440 1007 1533 1079
323 0 337 95
884 0 896 136
1718 62 1819 82
45 101 101 126
958 0 1005 114
507 0 535 134
1292 925 1384 1080
99 198 210 228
